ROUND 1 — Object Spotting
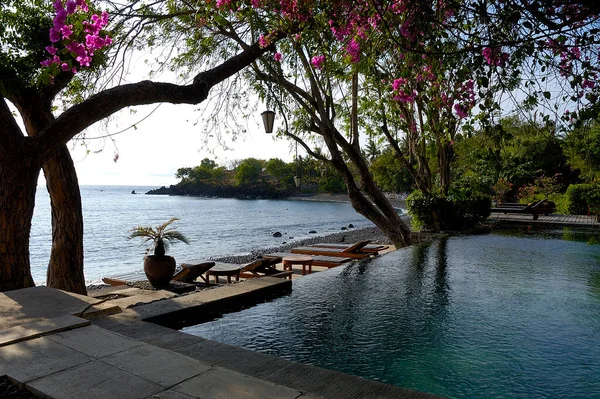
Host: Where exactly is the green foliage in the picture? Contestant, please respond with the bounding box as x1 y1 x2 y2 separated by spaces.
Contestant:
565 184 600 215
453 116 573 201
370 149 413 193
516 174 562 204
0 0 52 91
318 172 346 193
128 218 189 257
563 120 600 183
265 158 295 188
235 158 264 186
492 177 513 204
407 190 491 232
547 193 568 215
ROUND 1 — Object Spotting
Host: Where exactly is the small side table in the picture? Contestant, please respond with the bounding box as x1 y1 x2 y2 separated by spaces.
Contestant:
205 263 242 284
282 255 313 279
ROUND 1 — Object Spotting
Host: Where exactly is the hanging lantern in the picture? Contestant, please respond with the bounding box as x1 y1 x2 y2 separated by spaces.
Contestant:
294 175 301 188
261 110 275 133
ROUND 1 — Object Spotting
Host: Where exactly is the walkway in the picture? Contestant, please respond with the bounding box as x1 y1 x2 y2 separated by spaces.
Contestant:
486 212 600 228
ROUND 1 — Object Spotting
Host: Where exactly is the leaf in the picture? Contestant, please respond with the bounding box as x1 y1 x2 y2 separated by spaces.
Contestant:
543 91 551 100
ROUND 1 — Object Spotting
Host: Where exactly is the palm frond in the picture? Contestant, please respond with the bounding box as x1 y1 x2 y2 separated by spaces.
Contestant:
127 218 189 254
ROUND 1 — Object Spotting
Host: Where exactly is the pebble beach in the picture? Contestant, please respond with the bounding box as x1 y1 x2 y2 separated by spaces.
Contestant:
212 191 411 264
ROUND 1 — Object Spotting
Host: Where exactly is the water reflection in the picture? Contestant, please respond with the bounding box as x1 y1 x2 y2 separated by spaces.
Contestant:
184 233 600 399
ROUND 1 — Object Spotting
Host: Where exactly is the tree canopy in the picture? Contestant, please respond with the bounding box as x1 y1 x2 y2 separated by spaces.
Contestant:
1 0 599 291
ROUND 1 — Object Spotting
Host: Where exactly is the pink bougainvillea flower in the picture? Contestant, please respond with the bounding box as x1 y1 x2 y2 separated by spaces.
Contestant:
65 0 77 14
258 34 270 48
311 55 325 70
392 77 407 91
274 52 282 62
49 28 61 42
45 45 58 55
346 39 360 63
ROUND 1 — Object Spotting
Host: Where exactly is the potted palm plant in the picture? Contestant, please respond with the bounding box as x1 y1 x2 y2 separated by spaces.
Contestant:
128 217 190 289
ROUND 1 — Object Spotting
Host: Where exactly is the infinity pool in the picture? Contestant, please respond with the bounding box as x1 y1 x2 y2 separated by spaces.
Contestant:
182 230 600 398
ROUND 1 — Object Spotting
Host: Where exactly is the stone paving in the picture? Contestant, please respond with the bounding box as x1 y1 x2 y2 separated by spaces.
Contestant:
0 280 443 399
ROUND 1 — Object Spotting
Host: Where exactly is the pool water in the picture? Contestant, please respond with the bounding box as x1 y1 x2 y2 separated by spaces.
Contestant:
182 230 600 398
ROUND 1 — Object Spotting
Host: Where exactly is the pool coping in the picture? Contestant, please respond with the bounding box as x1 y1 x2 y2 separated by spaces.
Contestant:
1 279 443 399
93 313 443 399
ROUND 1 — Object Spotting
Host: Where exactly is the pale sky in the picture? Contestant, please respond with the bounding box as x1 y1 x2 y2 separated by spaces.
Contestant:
36 101 296 187
26 44 299 188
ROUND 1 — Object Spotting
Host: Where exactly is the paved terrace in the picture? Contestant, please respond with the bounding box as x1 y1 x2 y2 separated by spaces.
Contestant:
1 281 442 399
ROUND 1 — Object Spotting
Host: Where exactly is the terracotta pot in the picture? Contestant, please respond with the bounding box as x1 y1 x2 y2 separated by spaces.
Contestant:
144 255 176 289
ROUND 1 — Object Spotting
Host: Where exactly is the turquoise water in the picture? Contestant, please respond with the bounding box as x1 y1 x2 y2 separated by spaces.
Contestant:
30 185 373 285
183 231 600 398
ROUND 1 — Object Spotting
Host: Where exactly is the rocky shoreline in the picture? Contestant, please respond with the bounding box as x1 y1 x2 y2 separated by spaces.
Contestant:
211 218 420 265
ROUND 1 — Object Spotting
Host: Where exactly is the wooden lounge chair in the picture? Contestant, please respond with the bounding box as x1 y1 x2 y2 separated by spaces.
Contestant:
262 252 353 268
308 242 388 253
102 261 215 287
102 271 147 286
239 258 291 279
290 240 373 258
172 261 216 284
490 198 556 220
206 259 293 283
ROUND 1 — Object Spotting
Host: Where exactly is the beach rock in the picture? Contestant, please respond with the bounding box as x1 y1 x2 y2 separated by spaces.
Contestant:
131 190 136 194
272 232 282 237
341 227 347 230
288 236 294 239
348 223 354 228
309 230 317 234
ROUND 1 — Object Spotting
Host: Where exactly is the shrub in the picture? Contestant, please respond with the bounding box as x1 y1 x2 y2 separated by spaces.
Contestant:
407 190 491 231
565 184 600 214
547 193 568 214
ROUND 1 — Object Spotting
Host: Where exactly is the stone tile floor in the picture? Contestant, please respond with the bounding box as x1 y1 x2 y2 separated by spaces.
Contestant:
0 283 441 399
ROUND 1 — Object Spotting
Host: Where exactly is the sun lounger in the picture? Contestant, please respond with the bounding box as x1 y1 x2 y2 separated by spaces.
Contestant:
308 242 388 253
102 271 147 286
172 261 215 284
263 252 354 267
290 247 371 259
491 198 556 220
290 240 373 259
102 261 215 287
239 258 291 279
206 259 293 283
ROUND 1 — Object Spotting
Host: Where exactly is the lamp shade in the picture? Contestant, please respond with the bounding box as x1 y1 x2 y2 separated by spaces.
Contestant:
294 175 301 188
261 110 275 133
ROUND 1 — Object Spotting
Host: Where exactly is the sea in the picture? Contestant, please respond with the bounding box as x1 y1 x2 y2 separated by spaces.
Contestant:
30 185 374 285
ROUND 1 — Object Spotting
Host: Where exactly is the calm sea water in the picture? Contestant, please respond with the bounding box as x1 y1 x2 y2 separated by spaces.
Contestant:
183 231 600 399
30 185 373 285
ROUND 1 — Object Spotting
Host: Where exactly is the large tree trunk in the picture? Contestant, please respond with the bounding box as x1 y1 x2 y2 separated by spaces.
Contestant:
15 93 87 295
44 148 86 295
320 125 413 248
0 158 40 291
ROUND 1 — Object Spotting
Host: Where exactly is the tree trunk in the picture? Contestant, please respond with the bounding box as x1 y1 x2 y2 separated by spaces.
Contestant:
320 125 413 248
15 93 87 295
44 148 86 295
438 142 453 196
0 159 40 291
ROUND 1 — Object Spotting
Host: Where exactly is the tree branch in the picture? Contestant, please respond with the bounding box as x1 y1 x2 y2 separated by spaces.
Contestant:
35 40 278 158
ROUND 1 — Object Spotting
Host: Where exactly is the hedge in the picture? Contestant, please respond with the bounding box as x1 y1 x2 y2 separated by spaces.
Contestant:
407 191 491 231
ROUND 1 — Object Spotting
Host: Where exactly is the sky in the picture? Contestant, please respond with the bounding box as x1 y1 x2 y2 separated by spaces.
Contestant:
37 101 296 188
